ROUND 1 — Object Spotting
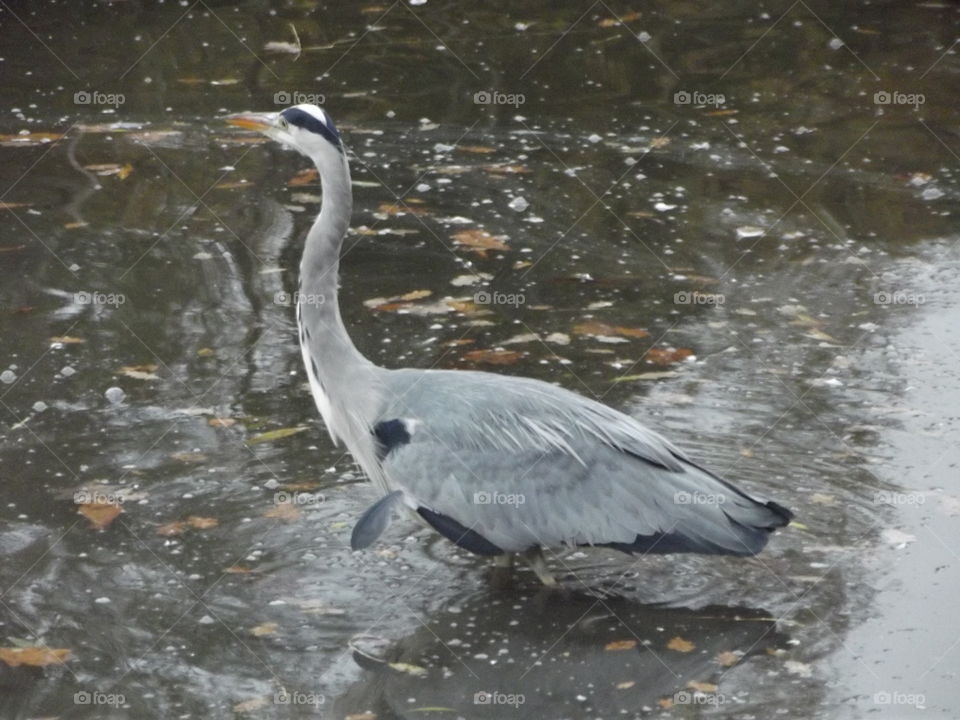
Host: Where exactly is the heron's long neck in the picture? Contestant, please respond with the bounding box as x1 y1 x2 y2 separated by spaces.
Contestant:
297 150 381 443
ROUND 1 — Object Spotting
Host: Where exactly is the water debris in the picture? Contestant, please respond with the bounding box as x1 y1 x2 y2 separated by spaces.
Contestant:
784 659 813 677
119 364 160 381
451 229 510 256
462 349 523 365
104 386 125 404
264 502 302 522
250 622 278 637
0 370 15 384
736 225 766 239
508 196 529 212
545 332 571 345
264 23 302 59
0 647 71 667
573 322 650 340
605 639 638 651
645 348 693 366
450 273 491 287
246 426 309 445
78 501 122 530
666 636 695 652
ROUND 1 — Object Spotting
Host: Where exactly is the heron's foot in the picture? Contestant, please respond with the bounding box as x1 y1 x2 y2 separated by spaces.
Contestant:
521 547 557 586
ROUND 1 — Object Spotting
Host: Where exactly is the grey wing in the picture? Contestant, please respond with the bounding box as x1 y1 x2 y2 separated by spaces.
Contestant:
373 369 791 556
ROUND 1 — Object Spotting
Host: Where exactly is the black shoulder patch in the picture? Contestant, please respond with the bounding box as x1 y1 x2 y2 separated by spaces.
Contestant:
417 506 504 556
280 107 342 152
373 419 412 460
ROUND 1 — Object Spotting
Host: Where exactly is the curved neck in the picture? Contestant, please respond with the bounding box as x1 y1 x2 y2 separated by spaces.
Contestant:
297 149 383 443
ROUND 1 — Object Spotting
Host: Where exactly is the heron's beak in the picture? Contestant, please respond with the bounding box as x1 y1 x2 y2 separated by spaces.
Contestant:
225 112 275 132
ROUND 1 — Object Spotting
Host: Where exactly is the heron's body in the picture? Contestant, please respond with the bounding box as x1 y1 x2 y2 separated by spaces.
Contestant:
227 104 792 584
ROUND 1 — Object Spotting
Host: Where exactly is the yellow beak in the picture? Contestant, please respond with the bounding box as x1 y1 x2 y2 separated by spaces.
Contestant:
225 113 273 131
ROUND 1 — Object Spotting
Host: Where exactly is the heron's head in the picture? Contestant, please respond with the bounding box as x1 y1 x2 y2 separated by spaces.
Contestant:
226 103 343 161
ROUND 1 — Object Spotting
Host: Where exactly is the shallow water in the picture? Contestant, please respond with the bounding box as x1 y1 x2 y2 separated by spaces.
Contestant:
0 1 958 718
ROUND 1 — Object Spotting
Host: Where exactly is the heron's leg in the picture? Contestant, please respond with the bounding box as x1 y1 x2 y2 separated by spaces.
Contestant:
521 547 557 586
493 553 515 569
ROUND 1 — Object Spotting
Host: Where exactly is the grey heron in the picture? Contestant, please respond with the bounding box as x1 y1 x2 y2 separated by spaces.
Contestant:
227 104 793 585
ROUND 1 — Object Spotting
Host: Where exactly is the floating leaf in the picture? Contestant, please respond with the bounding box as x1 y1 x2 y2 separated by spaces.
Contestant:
649 136 671 149
657 698 674 709
715 650 741 667
598 10 641 26
78 502 122 530
187 516 218 530
288 168 318 186
482 163 530 174
462 349 522 365
666 636 695 652
452 229 510 255
573 321 649 340
50 335 86 344
704 109 738 117
616 681 635 689
246 426 308 445
605 639 637 651
398 289 432 301
119 363 160 380
155 521 185 537
250 622 278 637
378 199 428 217
264 502 302 522
687 680 719 693
0 202 31 210
784 659 813 677
611 371 679 382
208 417 236 428
457 145 497 154
0 132 64 146
0 647 70 667
645 347 693 366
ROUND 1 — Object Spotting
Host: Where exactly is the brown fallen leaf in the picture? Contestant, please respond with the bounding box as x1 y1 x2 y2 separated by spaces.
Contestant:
264 502 302 522
462 349 523 365
649 136 671 149
667 636 695 652
155 521 185 537
457 145 497 154
288 168 318 186
598 10 641 26
378 201 428 217
715 650 741 667
398 289 432 301
250 622 278 637
481 164 530 174
187 516 218 530
0 202 31 210
704 109 738 117
443 338 475 348
658 698 674 709
78 502 122 530
452 229 510 256
604 639 638 651
615 681 635 689
0 647 71 667
573 321 649 339
687 680 718 693
645 347 693 366
208 417 236 428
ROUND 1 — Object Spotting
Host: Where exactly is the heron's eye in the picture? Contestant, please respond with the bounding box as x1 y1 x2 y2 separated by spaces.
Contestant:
279 117 289 130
